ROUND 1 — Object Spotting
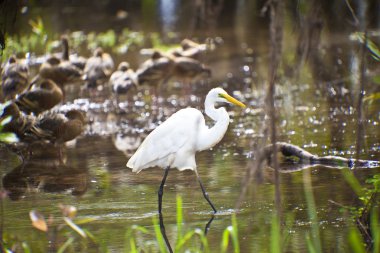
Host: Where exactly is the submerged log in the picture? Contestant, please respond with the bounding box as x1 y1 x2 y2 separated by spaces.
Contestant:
261 142 380 169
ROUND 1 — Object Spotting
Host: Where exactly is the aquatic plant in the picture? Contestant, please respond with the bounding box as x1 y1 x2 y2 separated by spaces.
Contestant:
0 102 18 143
342 170 380 251
124 195 239 253
351 32 380 104
1 16 182 64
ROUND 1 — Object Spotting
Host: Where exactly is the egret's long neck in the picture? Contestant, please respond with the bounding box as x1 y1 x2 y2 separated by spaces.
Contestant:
197 98 230 151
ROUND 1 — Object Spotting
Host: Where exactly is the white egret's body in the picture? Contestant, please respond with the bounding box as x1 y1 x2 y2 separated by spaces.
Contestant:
126 87 245 215
127 88 243 172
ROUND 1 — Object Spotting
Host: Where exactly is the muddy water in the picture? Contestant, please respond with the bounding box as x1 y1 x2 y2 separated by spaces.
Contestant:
1 1 380 252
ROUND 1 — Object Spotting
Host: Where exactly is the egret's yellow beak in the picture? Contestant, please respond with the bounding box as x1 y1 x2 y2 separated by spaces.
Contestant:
221 93 246 108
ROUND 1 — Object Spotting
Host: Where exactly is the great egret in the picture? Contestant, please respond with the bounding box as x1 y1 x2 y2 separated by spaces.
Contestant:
1 56 29 100
127 87 246 214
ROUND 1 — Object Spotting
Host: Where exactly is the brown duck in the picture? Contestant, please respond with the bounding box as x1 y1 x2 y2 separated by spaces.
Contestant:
172 56 211 83
0 102 36 140
39 55 83 87
170 38 212 59
110 62 137 105
110 62 134 90
135 51 175 87
60 35 87 70
15 79 63 115
30 110 86 144
83 47 114 88
1 56 29 101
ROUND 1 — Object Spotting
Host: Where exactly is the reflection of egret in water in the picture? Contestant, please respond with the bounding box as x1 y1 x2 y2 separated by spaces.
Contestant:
112 132 142 156
2 145 89 201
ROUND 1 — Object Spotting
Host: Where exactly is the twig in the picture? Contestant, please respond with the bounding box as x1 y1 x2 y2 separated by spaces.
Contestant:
344 0 360 26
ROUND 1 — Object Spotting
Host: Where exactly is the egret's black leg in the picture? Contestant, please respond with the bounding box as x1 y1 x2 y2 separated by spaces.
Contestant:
157 166 173 253
159 213 173 253
158 166 170 214
195 170 217 213
199 214 215 252
204 214 215 235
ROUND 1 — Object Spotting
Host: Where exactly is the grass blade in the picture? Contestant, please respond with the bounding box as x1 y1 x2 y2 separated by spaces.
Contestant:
371 209 379 253
176 195 183 243
303 170 322 253
342 169 364 196
231 214 240 253
152 216 168 253
348 227 366 253
57 237 75 253
271 214 280 253
63 217 87 238
221 215 240 253
221 226 231 253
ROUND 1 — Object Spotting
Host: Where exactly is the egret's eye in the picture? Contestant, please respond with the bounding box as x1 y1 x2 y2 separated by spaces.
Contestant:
218 93 226 99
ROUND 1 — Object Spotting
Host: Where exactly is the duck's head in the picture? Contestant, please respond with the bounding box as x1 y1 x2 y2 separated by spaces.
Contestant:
118 62 130 71
65 110 86 124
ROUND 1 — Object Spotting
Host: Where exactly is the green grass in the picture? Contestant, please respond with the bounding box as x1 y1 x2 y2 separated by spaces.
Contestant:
1 17 179 62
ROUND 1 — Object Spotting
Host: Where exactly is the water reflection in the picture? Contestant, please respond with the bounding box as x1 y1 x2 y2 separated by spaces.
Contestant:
159 0 178 33
3 144 88 201
112 132 142 156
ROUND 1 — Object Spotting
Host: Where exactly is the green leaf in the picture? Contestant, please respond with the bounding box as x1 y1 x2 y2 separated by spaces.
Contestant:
305 232 317 253
271 215 280 253
176 230 195 250
221 226 231 253
221 216 240 253
0 116 12 127
21 242 31 253
342 169 364 197
348 227 366 253
0 132 18 143
57 237 75 253
364 92 380 103
351 32 380 61
176 194 183 244
303 170 322 253
373 75 380 85
73 217 97 225
194 228 209 253
63 217 87 238
231 214 240 253
371 209 380 253
152 216 167 253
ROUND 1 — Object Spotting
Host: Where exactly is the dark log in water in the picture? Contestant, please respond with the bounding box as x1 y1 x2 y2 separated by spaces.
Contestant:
261 142 380 169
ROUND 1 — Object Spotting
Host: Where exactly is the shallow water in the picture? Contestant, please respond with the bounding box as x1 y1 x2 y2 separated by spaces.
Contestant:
1 1 380 252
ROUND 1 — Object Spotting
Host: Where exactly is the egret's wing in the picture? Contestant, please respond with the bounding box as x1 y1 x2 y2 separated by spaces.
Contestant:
127 108 202 172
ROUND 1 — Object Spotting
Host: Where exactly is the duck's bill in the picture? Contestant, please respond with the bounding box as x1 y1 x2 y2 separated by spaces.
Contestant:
221 93 246 108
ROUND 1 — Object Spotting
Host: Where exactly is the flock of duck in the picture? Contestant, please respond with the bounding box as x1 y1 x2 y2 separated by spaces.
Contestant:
0 36 214 159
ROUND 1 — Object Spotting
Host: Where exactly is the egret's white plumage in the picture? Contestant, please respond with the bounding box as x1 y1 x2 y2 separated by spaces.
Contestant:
127 87 245 217
127 87 245 172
